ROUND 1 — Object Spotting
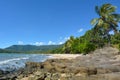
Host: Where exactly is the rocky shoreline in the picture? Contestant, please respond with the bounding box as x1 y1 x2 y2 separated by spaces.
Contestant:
1 47 120 80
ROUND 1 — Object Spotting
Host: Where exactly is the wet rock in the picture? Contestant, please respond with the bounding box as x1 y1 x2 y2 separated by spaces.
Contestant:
88 67 97 75
0 69 3 75
2 47 120 80
25 62 41 69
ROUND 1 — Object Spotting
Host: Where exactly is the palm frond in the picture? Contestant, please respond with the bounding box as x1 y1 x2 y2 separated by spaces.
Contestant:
102 4 112 10
106 6 116 14
100 4 116 16
103 23 110 29
95 6 100 16
100 4 112 14
112 14 120 22
98 19 103 26
90 18 98 26
111 20 118 27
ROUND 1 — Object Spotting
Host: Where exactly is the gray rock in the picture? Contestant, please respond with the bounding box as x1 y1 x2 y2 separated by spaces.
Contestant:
2 47 120 80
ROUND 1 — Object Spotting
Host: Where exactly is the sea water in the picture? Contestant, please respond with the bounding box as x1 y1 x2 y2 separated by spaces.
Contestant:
0 53 51 71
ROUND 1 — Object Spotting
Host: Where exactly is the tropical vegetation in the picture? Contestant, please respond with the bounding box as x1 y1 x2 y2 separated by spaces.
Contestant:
53 3 120 54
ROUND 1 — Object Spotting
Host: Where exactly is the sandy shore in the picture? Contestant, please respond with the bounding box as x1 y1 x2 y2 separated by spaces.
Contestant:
2 47 120 80
49 54 82 59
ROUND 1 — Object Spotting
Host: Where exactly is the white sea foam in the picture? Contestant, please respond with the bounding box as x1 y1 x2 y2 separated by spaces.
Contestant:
0 57 29 65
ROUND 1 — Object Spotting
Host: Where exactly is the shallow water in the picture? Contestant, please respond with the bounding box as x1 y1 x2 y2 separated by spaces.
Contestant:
0 53 51 71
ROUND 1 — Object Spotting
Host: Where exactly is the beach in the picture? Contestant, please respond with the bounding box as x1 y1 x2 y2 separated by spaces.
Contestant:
50 54 82 59
1 47 120 80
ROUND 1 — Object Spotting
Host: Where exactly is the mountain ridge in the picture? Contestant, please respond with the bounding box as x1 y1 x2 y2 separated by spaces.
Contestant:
4 44 62 53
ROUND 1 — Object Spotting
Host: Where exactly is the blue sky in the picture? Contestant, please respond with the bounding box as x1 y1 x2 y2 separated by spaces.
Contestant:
0 0 120 48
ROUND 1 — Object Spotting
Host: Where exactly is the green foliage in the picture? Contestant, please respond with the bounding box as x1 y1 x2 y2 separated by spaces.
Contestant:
83 42 96 54
62 24 119 54
111 33 120 44
0 49 19 53
62 31 97 54
71 42 96 54
110 33 120 50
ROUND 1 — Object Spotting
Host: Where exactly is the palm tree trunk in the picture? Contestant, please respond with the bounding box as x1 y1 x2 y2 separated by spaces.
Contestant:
107 34 111 46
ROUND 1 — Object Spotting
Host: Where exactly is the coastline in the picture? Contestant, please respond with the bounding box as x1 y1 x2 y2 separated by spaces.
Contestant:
1 47 120 80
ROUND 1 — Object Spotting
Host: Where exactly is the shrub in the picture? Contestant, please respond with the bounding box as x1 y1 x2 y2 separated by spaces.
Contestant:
83 42 96 54
73 42 96 54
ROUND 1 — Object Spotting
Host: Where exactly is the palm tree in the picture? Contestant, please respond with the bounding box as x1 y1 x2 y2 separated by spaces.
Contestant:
63 36 74 53
91 3 120 45
91 3 120 34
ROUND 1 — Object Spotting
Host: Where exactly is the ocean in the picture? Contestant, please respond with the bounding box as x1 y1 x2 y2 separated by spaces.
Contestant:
0 53 51 71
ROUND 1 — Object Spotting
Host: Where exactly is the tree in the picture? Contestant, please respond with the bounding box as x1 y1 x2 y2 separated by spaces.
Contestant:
63 36 74 53
91 3 120 45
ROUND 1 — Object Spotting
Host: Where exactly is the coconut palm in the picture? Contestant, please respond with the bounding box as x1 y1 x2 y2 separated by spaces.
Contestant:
63 36 74 53
91 3 120 45
91 3 120 35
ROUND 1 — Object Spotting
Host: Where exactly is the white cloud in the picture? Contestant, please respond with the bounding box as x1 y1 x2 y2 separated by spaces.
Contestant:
18 41 24 45
58 41 64 45
64 37 70 41
78 28 83 33
48 41 56 45
35 42 44 46
57 36 70 45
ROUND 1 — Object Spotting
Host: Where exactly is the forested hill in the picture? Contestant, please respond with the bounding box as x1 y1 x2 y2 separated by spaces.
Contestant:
0 49 9 53
5 45 62 53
